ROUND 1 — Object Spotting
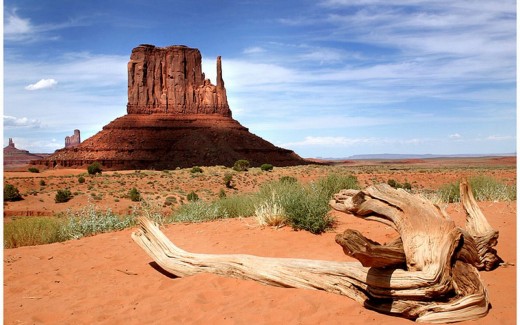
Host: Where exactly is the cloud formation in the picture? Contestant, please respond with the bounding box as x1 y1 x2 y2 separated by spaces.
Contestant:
25 79 58 91
4 115 42 128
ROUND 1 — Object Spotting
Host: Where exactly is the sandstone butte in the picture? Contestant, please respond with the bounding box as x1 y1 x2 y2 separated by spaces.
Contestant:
4 138 45 168
35 44 307 170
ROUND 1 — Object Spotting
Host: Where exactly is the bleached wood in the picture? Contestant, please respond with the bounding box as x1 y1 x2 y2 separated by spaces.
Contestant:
133 183 501 323
459 179 502 270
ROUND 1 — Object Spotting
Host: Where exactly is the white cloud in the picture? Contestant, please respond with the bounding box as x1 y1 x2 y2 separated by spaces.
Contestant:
487 135 514 141
243 46 266 54
449 133 461 139
25 78 58 90
4 115 42 128
4 8 91 43
4 9 32 38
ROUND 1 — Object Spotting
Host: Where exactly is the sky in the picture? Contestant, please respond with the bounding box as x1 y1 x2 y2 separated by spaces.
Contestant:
3 0 517 158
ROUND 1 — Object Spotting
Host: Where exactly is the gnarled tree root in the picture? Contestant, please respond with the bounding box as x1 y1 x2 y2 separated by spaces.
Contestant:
132 181 501 323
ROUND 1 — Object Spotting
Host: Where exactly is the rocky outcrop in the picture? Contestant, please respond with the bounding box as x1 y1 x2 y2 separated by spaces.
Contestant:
65 129 81 148
127 45 231 116
35 44 307 170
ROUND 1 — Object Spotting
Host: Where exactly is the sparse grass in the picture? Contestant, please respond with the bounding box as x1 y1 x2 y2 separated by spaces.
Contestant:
171 173 359 234
4 217 66 248
436 175 516 203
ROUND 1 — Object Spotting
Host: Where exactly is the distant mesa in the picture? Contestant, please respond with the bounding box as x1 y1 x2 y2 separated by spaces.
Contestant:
4 138 46 168
65 129 81 148
35 44 307 170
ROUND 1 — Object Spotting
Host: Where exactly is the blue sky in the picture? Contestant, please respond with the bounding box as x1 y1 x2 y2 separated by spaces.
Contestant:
3 0 516 158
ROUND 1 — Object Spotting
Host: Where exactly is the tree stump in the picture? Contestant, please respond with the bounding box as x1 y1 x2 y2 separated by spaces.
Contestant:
132 181 502 323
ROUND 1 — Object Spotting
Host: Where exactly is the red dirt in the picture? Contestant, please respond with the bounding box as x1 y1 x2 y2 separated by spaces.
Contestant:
3 157 517 324
4 201 516 324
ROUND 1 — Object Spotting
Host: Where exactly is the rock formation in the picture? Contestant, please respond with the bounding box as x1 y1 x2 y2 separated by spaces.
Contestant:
127 45 230 116
4 138 45 168
35 44 307 170
65 129 81 148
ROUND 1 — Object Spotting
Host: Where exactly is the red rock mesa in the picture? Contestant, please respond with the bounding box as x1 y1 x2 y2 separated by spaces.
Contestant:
35 45 307 170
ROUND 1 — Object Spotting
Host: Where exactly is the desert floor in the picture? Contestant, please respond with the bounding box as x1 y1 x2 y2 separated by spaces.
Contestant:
4 157 517 324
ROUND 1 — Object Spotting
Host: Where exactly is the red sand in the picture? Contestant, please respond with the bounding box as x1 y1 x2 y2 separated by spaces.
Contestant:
4 201 516 324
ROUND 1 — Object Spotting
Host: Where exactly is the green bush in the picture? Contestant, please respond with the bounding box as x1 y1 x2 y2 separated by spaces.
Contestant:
28 167 39 173
187 191 199 202
78 176 86 184
55 189 72 203
4 184 22 202
387 179 412 191
4 217 66 248
224 173 234 188
164 196 177 206
260 163 274 172
87 162 102 175
39 179 46 186
233 159 250 172
129 187 141 202
190 166 203 174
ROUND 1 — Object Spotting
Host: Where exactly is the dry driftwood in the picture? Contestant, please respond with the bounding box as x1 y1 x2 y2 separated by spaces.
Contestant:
132 181 501 323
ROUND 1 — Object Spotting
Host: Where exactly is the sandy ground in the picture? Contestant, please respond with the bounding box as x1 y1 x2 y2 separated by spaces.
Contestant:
4 200 516 324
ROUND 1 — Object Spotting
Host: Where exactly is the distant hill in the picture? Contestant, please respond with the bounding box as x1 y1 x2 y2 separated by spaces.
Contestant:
328 153 516 160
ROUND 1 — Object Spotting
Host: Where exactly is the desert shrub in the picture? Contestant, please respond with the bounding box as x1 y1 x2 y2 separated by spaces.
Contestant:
171 201 228 223
4 217 66 248
387 179 412 191
224 173 234 188
39 179 46 186
78 176 86 184
214 194 256 218
4 184 22 202
28 167 39 173
437 176 516 203
129 187 141 202
190 166 203 174
55 189 72 203
314 173 360 199
255 175 354 234
164 196 177 206
233 159 250 172
260 163 274 172
63 204 136 239
187 191 199 202
87 162 102 175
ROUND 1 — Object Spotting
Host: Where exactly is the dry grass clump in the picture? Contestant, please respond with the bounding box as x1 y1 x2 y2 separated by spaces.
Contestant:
254 192 287 227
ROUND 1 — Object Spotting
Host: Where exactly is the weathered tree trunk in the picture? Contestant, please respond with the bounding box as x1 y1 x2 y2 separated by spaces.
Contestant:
132 181 502 323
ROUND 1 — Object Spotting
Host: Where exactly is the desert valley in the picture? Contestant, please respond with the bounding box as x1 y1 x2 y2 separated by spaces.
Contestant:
4 44 517 324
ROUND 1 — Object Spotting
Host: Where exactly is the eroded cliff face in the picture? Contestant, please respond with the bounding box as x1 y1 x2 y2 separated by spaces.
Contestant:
127 45 231 116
